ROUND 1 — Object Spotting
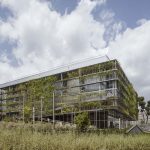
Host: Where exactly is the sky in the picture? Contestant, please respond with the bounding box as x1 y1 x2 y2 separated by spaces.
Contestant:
0 0 150 100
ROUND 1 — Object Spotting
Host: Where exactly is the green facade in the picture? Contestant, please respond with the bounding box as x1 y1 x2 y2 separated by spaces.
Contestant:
0 59 138 128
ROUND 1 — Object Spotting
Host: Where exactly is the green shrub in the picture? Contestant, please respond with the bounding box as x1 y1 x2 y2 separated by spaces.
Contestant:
74 112 90 132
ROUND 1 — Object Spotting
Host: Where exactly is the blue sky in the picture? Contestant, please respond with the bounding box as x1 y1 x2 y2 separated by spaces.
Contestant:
0 0 150 100
106 0 150 28
50 0 150 28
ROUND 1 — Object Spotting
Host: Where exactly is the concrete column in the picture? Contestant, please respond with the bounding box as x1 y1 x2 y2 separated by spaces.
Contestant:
119 118 121 129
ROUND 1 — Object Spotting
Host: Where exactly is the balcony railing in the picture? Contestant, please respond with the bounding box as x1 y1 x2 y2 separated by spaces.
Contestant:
55 88 118 105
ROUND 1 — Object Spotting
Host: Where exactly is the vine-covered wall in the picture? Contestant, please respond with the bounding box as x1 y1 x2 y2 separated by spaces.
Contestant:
0 59 138 122
116 61 138 120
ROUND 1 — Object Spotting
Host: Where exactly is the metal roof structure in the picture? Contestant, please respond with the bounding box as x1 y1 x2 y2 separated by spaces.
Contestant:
126 125 143 134
0 55 110 89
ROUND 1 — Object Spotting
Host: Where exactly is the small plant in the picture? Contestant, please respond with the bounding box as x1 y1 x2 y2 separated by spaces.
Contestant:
24 106 31 122
68 70 79 78
3 116 12 122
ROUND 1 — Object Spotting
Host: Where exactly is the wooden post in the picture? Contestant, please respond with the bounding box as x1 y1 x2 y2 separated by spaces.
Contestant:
126 120 128 128
119 118 121 129
33 106 35 124
23 93 25 123
53 91 55 129
96 110 97 128
41 97 43 123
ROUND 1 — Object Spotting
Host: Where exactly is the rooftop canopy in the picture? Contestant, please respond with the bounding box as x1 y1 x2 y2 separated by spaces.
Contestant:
0 55 110 89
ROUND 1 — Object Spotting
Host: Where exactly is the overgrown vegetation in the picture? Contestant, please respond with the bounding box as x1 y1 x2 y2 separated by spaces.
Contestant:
0 122 150 150
117 68 138 119
2 76 56 122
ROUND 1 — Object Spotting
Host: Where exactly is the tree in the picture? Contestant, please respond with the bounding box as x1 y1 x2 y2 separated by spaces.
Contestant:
145 100 150 124
138 96 146 123
138 97 146 110
74 112 90 132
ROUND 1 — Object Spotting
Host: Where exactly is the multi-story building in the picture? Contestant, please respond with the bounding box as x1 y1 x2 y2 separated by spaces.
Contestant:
0 56 138 128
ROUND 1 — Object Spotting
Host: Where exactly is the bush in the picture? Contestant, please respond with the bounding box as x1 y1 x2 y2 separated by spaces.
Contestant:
74 112 90 132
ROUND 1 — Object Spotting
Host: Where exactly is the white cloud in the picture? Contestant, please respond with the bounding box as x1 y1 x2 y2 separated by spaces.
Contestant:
0 0 108 82
108 20 150 99
1 0 150 101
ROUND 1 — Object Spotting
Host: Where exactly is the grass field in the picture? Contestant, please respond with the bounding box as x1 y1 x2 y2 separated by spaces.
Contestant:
0 122 150 150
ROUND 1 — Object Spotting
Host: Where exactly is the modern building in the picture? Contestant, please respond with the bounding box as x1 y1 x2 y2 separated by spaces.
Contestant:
0 56 138 128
